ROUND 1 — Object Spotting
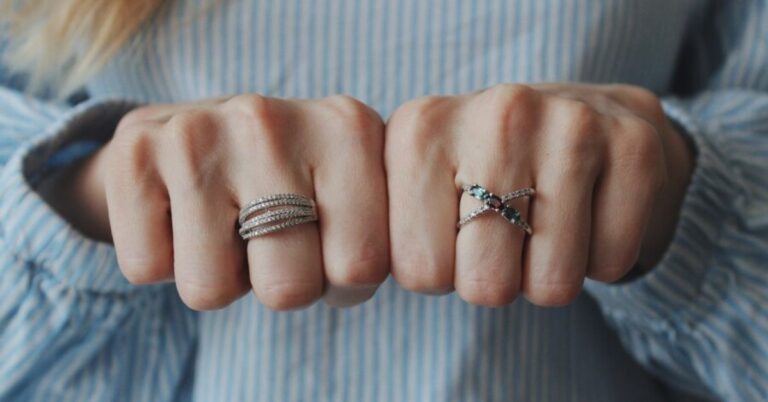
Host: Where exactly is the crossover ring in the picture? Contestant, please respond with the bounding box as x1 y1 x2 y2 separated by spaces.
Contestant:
457 184 535 235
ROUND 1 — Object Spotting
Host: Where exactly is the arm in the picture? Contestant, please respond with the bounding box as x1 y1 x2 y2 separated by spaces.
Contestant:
585 1 768 400
0 85 196 401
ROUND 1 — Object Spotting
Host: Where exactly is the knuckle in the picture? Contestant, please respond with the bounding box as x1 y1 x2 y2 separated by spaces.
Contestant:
617 85 664 118
109 129 156 179
168 110 217 136
176 280 238 311
524 281 582 307
389 95 447 132
114 124 149 148
484 83 537 106
323 95 383 131
619 114 658 140
117 106 159 131
567 101 600 132
256 281 322 311
483 84 538 116
166 111 218 153
555 103 603 170
387 96 450 159
457 279 519 307
225 95 287 155
226 94 276 124
165 111 222 189
480 84 540 144
561 108 600 150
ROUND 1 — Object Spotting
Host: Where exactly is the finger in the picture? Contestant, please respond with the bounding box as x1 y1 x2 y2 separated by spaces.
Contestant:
522 101 601 306
451 88 539 306
386 96 459 294
223 96 325 311
217 95 326 310
169 187 250 310
587 116 663 282
600 84 666 126
454 179 530 307
106 127 174 284
309 97 390 307
389 167 457 293
452 85 545 306
239 178 324 311
158 112 250 310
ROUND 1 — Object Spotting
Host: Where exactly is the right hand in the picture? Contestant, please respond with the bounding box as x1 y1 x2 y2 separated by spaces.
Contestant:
77 95 390 310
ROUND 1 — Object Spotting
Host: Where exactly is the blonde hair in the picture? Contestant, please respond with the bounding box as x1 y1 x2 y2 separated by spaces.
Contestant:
1 0 164 97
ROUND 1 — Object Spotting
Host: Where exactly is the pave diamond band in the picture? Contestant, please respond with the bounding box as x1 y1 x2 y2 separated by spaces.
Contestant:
458 184 535 234
238 194 318 240
238 194 315 225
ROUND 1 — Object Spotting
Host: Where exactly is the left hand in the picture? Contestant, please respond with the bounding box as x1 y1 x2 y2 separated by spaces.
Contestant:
385 83 695 307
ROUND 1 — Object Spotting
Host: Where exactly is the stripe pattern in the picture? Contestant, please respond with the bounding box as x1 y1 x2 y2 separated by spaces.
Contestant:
0 0 766 401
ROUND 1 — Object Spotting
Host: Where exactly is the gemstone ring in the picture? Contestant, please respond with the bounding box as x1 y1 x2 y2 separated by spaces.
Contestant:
457 184 535 234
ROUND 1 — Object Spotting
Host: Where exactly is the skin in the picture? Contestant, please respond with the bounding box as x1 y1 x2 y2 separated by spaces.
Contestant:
39 83 695 310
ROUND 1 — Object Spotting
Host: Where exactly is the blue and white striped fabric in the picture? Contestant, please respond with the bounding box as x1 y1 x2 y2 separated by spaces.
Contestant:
1 0 766 401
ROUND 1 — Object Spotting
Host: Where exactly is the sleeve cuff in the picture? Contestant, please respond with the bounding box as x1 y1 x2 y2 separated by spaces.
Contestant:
584 97 735 330
0 98 144 294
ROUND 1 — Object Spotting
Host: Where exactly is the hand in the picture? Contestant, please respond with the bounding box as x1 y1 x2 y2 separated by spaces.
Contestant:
385 83 695 307
46 95 390 310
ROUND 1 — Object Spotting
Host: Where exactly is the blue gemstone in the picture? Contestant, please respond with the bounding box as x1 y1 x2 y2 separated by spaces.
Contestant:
468 185 488 199
501 207 521 223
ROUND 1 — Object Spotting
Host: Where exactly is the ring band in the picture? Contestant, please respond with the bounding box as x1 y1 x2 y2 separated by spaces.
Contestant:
238 193 315 225
238 193 318 240
457 184 535 234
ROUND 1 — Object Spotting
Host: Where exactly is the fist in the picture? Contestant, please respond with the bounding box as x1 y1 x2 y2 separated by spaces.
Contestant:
101 95 390 310
385 83 693 307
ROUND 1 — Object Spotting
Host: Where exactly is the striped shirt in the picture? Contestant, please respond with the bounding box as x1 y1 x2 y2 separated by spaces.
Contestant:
1 0 767 401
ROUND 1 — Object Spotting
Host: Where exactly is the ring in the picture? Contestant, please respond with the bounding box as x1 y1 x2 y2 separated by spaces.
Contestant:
238 193 318 240
457 184 535 234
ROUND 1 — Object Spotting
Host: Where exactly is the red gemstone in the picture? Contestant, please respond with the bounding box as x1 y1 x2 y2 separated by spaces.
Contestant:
486 195 503 210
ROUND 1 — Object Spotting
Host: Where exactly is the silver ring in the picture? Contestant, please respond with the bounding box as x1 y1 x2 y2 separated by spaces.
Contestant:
238 193 318 240
457 184 535 234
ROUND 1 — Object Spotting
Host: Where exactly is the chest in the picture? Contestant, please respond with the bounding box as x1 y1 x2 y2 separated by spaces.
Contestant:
92 0 701 115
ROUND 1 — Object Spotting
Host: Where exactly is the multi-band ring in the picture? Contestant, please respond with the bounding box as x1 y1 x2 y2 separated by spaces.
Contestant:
238 193 318 240
457 184 535 234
